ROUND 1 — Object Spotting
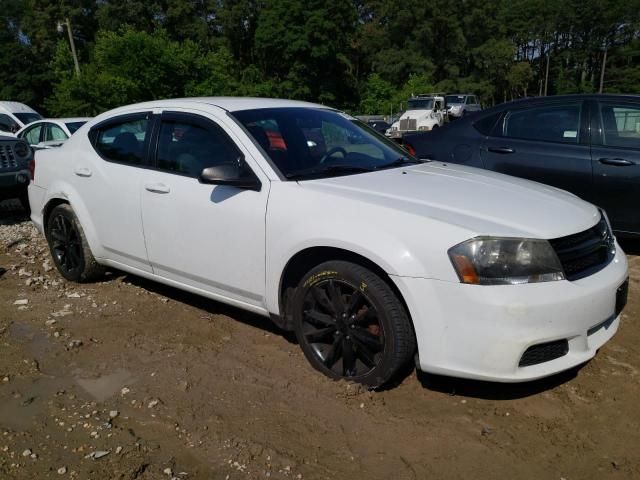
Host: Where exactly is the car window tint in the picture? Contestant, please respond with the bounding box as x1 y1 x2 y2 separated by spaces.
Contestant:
45 124 67 141
599 103 640 149
95 117 148 165
23 125 42 144
473 112 501 136
0 114 19 133
502 104 581 144
156 118 241 177
65 121 86 134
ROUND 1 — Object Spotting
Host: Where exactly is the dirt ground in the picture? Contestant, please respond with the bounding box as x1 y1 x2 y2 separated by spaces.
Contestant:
0 200 638 480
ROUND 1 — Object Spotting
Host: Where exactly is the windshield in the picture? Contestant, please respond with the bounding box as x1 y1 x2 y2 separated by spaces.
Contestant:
445 95 465 105
65 121 87 134
407 99 434 110
14 112 42 125
232 108 420 180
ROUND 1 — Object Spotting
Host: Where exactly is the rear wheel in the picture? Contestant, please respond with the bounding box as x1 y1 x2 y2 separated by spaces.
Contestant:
292 261 416 388
45 204 104 282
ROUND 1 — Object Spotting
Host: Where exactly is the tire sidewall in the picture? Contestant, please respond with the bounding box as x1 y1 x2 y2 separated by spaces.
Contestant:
292 262 398 387
46 205 86 282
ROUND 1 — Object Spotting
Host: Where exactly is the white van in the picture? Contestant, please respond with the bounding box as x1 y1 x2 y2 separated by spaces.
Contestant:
0 101 43 135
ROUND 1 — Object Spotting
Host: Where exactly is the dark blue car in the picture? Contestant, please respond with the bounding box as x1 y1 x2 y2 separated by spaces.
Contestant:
402 94 640 236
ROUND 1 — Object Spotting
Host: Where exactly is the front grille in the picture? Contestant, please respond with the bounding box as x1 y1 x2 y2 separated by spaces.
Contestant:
0 144 18 169
399 118 417 131
519 339 569 367
549 216 614 281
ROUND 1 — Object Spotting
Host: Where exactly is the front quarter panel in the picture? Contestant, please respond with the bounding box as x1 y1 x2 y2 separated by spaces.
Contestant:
264 181 471 314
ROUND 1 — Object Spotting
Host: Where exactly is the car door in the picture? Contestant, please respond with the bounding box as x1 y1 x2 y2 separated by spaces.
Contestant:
481 101 595 201
140 110 269 309
590 99 640 234
79 112 154 272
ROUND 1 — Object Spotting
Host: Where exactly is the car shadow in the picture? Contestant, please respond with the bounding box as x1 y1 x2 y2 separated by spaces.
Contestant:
0 200 30 226
618 237 640 256
118 272 297 343
414 364 584 400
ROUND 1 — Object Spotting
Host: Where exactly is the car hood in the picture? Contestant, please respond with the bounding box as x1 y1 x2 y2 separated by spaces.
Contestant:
299 162 599 239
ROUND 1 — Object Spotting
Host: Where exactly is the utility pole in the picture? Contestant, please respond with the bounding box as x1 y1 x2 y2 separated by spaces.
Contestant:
599 46 608 94
57 18 80 77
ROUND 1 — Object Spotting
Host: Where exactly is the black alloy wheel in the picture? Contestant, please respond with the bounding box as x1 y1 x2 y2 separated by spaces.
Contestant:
49 213 83 276
45 204 104 282
300 278 384 378
293 261 416 388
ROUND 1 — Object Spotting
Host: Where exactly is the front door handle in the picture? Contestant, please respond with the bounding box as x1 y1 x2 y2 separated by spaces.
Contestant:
144 183 171 194
487 146 515 154
599 158 634 166
74 167 92 177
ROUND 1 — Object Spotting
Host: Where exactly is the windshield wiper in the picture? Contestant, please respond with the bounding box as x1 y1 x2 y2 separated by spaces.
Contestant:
377 156 426 170
285 164 375 180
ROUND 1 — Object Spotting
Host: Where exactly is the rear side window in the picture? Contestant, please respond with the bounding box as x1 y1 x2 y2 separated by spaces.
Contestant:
501 104 582 144
93 116 149 165
473 112 501 136
598 103 640 149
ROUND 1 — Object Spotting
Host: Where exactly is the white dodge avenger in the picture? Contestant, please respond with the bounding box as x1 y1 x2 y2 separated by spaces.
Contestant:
28 98 629 388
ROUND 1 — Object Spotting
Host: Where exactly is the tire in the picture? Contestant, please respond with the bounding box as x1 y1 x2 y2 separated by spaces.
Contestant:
292 260 416 388
19 193 30 214
45 204 104 282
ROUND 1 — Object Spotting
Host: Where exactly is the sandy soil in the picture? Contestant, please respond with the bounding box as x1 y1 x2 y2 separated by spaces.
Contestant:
1 200 639 480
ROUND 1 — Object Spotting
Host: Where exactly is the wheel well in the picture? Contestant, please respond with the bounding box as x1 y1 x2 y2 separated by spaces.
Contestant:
43 198 69 230
278 246 413 330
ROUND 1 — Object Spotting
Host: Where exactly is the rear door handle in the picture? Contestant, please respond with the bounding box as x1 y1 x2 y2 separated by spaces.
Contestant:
74 167 92 177
144 183 171 194
487 147 515 154
599 158 634 166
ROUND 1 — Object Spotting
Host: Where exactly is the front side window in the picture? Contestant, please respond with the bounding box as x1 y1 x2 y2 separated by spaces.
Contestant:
232 108 420 180
22 125 42 144
44 124 68 142
0 114 20 133
502 103 582 144
93 116 149 165
156 115 242 177
599 103 640 149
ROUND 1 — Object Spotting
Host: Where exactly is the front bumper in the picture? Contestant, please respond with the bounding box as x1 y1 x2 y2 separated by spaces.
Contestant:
393 243 629 382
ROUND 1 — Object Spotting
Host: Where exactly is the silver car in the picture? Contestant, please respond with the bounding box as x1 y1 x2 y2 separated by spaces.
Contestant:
445 94 481 119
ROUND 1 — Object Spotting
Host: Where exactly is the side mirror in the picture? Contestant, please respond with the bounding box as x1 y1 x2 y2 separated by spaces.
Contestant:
199 164 261 191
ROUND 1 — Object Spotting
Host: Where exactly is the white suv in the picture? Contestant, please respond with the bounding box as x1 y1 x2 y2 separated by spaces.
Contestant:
28 98 629 388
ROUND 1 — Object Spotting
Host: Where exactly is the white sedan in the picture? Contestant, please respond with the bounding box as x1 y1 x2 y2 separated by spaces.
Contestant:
28 98 629 388
17 118 91 150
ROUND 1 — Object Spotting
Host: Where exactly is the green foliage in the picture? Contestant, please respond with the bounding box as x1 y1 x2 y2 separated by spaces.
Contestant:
0 0 639 117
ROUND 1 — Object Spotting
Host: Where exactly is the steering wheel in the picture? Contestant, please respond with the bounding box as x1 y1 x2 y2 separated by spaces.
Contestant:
319 146 347 164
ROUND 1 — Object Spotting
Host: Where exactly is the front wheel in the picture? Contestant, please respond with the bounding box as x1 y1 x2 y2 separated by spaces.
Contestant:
292 261 416 388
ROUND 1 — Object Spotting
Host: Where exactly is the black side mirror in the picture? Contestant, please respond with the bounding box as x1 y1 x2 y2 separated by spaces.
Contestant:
199 164 261 191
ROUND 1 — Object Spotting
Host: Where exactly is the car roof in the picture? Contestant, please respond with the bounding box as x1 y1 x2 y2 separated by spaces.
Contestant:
27 117 92 124
0 101 39 114
483 93 640 114
102 97 328 116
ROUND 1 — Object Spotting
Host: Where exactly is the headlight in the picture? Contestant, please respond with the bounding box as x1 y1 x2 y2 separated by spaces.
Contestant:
417 126 430 131
448 237 565 285
14 140 30 158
